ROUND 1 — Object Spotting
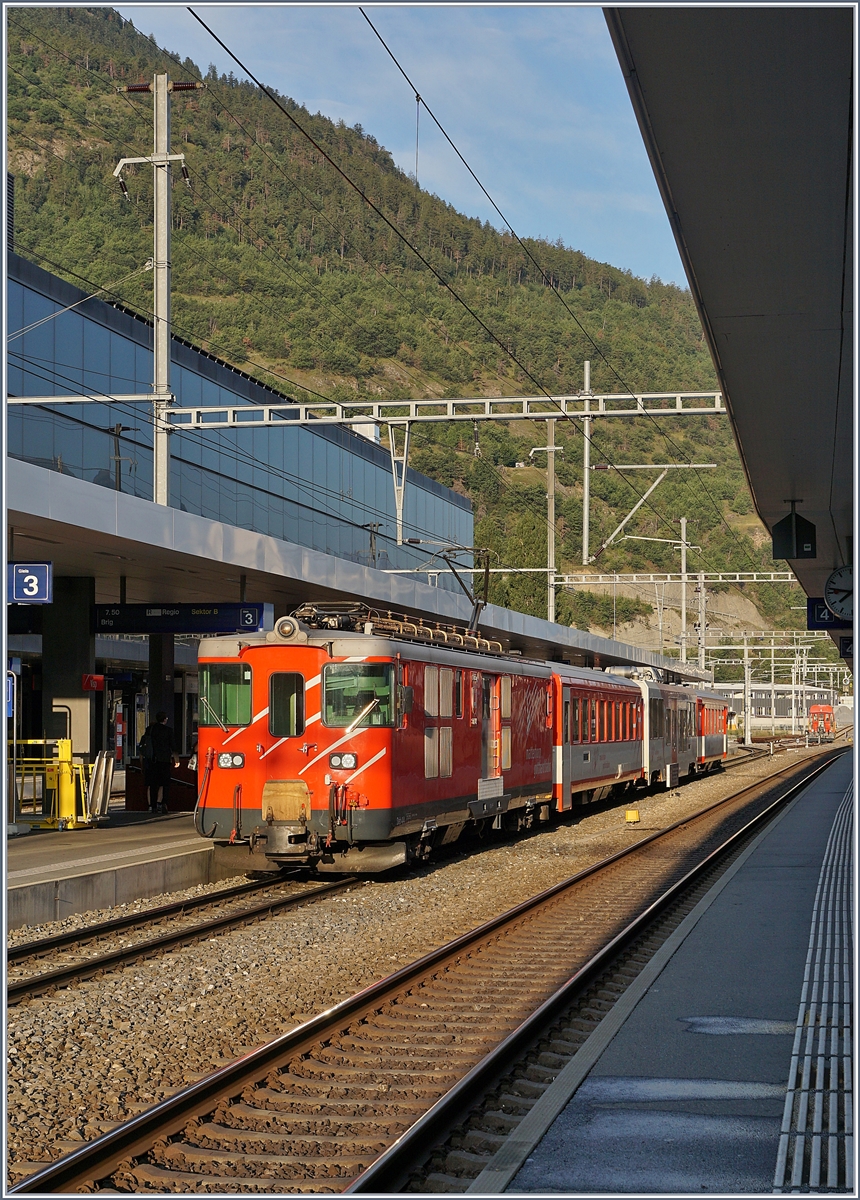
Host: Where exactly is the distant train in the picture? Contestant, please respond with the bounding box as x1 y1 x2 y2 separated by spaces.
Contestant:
808 704 835 740
193 606 728 872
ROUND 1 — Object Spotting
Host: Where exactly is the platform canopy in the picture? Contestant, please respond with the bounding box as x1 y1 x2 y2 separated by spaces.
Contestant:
7 458 711 683
606 7 853 657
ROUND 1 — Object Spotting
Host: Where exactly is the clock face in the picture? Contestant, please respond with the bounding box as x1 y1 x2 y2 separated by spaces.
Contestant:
824 565 853 621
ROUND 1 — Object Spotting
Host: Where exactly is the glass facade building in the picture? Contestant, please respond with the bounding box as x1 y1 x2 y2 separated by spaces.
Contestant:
7 253 472 579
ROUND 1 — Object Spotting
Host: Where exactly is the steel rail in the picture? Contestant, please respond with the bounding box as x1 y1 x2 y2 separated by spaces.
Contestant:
7 873 297 964
9 748 843 1194
7 878 353 1005
345 750 845 1192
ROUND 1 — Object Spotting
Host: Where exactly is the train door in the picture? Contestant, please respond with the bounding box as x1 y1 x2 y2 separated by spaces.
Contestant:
481 675 501 779
560 685 572 810
667 698 679 787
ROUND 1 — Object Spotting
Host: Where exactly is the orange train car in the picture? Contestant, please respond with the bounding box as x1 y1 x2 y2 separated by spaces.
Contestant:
193 607 725 872
809 704 835 740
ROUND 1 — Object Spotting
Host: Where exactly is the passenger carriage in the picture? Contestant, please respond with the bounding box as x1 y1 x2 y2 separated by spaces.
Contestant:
808 704 835 740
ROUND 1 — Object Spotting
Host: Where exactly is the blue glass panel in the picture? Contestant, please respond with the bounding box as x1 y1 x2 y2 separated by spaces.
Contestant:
83 321 111 395
55 312 85 392
110 331 137 394
176 365 202 408
135 343 152 391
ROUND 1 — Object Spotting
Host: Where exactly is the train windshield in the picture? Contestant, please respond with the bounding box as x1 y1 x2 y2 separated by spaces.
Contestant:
199 663 252 728
323 663 395 728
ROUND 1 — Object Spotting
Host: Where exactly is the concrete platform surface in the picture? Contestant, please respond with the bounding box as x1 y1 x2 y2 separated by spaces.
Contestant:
498 753 853 1194
6 814 264 929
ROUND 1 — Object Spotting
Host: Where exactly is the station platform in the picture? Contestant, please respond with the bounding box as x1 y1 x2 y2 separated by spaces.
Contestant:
472 752 854 1194
6 813 266 929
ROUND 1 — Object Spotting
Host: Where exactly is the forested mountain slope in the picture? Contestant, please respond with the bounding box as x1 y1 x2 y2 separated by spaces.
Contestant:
7 6 804 635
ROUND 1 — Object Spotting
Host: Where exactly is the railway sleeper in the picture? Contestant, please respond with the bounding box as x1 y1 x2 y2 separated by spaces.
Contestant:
219 1103 413 1134
190 1122 389 1154
460 1129 507 1155
335 1033 477 1051
318 1046 478 1070
478 1110 523 1134
245 1087 429 1114
116 1162 335 1193
441 1148 495 1175
495 1092 537 1114
258 1073 439 1099
507 1077 551 1100
285 1058 461 1084
153 1142 371 1178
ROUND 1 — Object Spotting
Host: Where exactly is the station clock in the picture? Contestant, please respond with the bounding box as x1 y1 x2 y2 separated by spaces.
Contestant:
823 565 853 621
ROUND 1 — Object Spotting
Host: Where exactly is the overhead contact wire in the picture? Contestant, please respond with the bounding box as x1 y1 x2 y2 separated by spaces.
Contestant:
358 7 784 592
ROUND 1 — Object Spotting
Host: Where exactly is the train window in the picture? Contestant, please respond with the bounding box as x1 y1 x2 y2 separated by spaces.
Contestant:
269 673 305 737
563 699 570 745
425 666 439 718
649 697 664 740
501 676 512 719
471 673 481 721
199 663 252 727
425 727 438 778
600 701 608 742
323 663 395 728
571 698 580 742
501 725 512 771
439 668 454 718
454 670 463 718
439 726 453 777
590 699 598 742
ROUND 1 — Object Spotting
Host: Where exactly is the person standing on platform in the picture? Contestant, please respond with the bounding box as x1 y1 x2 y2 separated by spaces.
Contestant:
140 711 179 814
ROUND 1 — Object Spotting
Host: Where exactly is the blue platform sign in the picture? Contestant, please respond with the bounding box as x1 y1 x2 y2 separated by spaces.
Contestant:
6 676 14 719
807 598 852 631
7 562 53 603
840 636 853 659
93 602 274 634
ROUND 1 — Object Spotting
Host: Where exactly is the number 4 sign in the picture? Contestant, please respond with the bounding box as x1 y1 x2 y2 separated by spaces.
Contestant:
7 562 53 604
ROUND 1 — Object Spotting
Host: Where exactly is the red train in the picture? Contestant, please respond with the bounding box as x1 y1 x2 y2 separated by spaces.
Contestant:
193 606 728 872
808 704 835 740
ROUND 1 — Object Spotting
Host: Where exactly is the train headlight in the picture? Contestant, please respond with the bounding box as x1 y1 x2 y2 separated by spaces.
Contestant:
218 752 245 768
329 751 358 771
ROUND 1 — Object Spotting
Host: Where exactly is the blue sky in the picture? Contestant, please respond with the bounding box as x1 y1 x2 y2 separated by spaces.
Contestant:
116 4 687 285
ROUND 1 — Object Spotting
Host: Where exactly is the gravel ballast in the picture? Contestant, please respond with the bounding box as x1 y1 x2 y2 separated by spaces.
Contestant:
6 749 827 1183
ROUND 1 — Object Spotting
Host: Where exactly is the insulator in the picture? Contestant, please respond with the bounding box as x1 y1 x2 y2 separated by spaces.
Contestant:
181 164 191 189
118 178 130 202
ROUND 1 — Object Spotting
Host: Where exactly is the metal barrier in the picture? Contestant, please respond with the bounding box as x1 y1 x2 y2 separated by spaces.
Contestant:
8 741 114 830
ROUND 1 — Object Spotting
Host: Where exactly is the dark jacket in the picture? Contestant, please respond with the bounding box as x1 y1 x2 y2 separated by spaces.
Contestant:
143 722 175 764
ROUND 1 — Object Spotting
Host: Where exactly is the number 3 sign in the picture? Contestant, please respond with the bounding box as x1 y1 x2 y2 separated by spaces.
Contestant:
7 563 53 604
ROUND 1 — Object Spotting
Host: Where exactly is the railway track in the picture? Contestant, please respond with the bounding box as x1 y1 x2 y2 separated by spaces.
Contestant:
10 748 843 1195
7 877 354 1005
5 750 761 1007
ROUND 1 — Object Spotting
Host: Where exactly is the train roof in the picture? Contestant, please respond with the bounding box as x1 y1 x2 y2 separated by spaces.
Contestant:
198 629 722 697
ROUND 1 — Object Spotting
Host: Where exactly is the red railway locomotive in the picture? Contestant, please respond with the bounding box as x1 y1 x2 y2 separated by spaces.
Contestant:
193 607 727 872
